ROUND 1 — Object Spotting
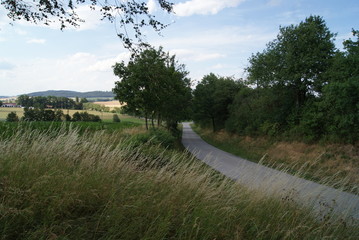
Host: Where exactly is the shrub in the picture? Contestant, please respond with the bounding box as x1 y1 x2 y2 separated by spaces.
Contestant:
6 112 19 122
113 114 121 122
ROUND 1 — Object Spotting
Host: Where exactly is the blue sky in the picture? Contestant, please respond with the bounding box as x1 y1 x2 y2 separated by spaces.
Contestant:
0 0 358 96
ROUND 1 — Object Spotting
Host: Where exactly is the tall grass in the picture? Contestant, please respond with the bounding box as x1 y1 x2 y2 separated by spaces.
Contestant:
193 125 359 194
0 127 357 239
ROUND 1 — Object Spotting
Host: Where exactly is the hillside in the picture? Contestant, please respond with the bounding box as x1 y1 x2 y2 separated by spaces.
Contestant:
26 90 115 98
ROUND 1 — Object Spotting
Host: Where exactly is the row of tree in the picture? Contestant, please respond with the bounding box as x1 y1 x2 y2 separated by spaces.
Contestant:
16 95 88 110
7 109 101 122
192 16 358 143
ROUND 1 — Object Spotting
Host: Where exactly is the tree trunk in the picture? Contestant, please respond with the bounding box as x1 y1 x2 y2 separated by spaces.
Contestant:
145 113 148 130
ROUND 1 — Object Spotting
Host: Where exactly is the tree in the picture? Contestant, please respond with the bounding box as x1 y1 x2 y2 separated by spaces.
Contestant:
1 0 173 51
247 16 336 115
113 114 121 123
113 46 192 130
192 73 241 132
17 95 33 107
6 112 19 122
0 100 3 106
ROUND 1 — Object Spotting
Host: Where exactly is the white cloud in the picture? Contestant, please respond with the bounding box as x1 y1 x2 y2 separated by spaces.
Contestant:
174 0 246 16
147 0 158 14
170 49 225 62
86 52 131 72
27 38 46 44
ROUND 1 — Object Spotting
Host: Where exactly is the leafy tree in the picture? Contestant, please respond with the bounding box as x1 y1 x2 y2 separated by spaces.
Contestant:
1 0 173 51
72 112 101 122
113 46 192 130
6 112 19 122
247 16 336 117
192 73 241 132
17 95 33 107
315 30 359 142
0 100 3 106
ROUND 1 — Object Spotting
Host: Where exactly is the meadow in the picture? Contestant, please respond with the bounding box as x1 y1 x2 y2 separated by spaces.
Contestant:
0 121 358 239
193 125 359 194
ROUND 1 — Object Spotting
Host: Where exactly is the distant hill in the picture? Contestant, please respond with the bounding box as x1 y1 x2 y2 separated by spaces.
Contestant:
25 90 115 98
0 96 9 98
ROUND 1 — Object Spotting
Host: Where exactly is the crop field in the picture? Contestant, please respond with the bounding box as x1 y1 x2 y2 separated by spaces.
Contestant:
0 107 143 123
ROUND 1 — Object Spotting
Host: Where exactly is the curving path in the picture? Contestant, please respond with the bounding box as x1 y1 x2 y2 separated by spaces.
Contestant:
181 122 359 221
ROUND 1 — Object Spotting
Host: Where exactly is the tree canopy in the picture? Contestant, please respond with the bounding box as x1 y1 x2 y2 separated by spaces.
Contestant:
1 0 173 51
192 73 242 132
247 16 336 110
113 46 192 130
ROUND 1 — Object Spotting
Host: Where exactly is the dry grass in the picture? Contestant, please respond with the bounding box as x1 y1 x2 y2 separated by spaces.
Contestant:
94 100 125 110
194 127 359 193
0 126 357 239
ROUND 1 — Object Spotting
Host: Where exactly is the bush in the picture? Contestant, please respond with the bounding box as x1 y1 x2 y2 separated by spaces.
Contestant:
72 112 101 122
113 114 121 122
6 112 19 122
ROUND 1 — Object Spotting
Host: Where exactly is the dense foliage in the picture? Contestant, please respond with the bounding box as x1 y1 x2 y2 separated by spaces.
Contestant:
17 95 85 109
193 16 358 143
113 46 192 130
192 73 242 132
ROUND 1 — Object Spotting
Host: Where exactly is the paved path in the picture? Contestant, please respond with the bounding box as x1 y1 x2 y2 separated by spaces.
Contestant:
181 122 359 221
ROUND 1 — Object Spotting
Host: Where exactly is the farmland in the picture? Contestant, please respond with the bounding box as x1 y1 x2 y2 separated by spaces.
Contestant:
0 107 143 123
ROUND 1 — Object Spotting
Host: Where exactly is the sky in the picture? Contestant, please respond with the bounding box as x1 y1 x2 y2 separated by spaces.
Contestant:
0 0 358 96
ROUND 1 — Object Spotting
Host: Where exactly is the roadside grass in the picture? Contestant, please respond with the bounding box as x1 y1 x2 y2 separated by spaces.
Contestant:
0 107 144 124
0 125 358 239
192 125 359 195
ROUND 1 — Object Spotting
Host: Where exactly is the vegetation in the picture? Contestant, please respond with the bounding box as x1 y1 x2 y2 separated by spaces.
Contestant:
0 123 357 239
17 95 85 110
113 46 192 130
193 125 359 194
5 112 19 122
113 114 121 123
193 16 359 144
192 73 241 132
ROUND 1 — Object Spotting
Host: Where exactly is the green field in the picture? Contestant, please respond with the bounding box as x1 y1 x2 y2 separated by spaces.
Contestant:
0 107 144 124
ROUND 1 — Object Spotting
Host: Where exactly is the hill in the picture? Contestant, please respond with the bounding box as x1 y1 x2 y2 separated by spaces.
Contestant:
26 90 115 98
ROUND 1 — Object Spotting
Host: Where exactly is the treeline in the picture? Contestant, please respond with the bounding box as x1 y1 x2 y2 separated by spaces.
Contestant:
16 95 88 109
193 16 358 143
7 108 101 122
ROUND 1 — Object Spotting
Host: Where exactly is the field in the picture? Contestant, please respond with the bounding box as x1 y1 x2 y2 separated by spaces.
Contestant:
93 100 125 110
0 121 358 239
193 126 359 194
0 107 143 123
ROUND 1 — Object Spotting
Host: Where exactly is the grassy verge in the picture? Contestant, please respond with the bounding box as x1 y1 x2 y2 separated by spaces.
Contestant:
0 124 357 239
192 125 359 194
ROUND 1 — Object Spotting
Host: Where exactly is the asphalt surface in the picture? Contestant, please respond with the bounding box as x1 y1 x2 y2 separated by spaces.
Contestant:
181 122 359 221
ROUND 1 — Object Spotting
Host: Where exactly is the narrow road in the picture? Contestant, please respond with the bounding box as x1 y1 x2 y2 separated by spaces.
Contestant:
181 122 359 221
